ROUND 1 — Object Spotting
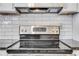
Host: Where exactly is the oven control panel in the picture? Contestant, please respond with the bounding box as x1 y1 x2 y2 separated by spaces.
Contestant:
20 26 60 34
20 26 31 34
48 26 59 34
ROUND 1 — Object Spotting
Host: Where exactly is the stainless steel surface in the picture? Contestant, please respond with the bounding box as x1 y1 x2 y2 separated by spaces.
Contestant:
20 25 60 48
15 7 62 13
20 25 60 34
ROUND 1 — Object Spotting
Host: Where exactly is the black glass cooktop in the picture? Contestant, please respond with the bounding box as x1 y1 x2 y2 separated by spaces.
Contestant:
7 41 72 54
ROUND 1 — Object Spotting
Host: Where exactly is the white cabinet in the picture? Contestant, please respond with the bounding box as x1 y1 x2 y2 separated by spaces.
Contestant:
14 3 28 7
14 3 63 7
73 50 79 56
73 13 79 41
0 3 19 14
59 3 77 15
77 3 79 12
32 3 63 7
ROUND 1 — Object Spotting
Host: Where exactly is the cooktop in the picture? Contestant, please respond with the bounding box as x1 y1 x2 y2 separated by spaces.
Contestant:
7 41 72 54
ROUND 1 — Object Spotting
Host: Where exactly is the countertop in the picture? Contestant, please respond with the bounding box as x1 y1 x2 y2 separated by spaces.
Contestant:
60 39 79 50
0 39 18 49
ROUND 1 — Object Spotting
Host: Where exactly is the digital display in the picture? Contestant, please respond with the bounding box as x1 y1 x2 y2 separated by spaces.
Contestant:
33 27 46 32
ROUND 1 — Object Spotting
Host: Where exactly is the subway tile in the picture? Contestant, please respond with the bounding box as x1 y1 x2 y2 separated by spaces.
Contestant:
0 14 73 39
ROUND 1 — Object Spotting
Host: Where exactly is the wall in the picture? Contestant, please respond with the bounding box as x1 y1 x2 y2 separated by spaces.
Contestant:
73 13 79 41
0 14 73 40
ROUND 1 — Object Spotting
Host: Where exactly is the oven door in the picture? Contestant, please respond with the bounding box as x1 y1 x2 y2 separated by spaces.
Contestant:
20 40 59 48
20 34 59 48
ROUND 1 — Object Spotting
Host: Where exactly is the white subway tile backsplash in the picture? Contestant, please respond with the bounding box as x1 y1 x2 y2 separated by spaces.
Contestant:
0 35 19 39
60 32 72 36
0 14 73 40
60 36 72 39
73 13 79 41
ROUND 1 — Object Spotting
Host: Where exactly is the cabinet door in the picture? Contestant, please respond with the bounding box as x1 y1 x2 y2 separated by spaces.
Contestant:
59 3 77 14
73 50 79 56
0 3 18 14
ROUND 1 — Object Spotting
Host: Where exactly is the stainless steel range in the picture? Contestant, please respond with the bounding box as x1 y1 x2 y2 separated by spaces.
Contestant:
7 25 72 54
20 25 60 48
